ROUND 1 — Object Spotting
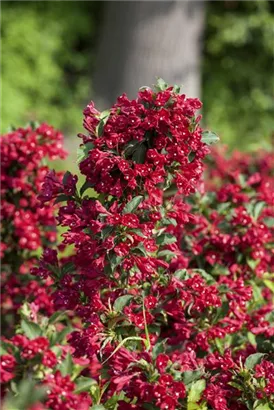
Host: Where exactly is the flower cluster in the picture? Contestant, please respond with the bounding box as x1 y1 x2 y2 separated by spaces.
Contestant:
78 85 209 200
182 147 274 278
1 124 67 329
1 81 273 410
1 306 92 410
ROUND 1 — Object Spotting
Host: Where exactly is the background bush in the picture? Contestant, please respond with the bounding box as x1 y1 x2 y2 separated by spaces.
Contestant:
203 0 274 149
1 1 102 135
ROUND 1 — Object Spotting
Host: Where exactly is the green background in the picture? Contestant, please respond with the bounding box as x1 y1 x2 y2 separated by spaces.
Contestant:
1 1 274 151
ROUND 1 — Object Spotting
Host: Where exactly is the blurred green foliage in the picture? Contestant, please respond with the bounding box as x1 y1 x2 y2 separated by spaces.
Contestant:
1 1 101 135
203 1 274 149
1 1 273 149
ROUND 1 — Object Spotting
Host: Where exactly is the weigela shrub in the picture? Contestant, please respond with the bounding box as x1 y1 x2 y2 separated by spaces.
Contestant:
172 147 274 408
183 147 274 278
1 304 92 410
1 81 273 410
1 124 67 327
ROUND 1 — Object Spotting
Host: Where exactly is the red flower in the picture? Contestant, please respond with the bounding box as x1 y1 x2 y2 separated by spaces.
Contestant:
0 355 16 383
155 354 169 373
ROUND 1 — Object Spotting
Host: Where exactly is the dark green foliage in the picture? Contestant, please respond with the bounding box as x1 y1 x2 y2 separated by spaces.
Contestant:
1 1 102 134
203 1 274 149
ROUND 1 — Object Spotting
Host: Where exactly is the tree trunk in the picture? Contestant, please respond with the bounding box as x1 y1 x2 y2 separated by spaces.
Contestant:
93 0 205 109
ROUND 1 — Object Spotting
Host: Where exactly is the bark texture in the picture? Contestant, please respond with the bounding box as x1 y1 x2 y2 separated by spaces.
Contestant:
93 0 205 108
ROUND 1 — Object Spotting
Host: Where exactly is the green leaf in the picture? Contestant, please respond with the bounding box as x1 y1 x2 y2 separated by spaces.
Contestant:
250 280 263 302
188 379 206 403
264 216 274 228
91 405 106 410
108 254 123 272
29 121 40 130
132 143 147 164
265 310 274 322
113 295 134 312
96 110 110 137
263 279 274 293
254 403 272 410
214 337 225 354
132 243 147 256
97 120 105 137
192 269 215 284
3 380 46 410
172 84 181 93
101 226 114 241
123 196 143 214
238 173 246 187
161 217 177 226
252 201 265 220
54 194 70 204
155 77 168 91
188 151 196 163
247 258 259 270
61 261 75 275
183 370 203 386
187 403 208 410
50 324 73 346
21 319 42 339
59 353 73 376
217 202 231 214
80 180 94 196
152 339 167 359
48 311 67 325
105 392 127 407
256 335 274 353
156 233 177 246
130 228 147 238
228 381 244 391
245 353 265 370
246 400 254 410
100 109 111 120
76 142 94 164
100 336 113 357
201 131 219 145
62 171 71 185
214 301 230 323
157 250 176 258
143 404 158 410
245 202 253 215
0 345 8 355
247 332 257 346
174 269 190 280
74 377 97 394
124 139 140 157
188 380 206 404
